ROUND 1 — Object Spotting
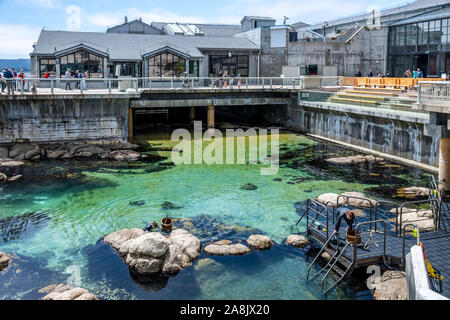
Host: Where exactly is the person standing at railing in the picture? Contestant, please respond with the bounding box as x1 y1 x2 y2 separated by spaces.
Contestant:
2 67 14 94
11 68 17 91
18 69 26 92
404 69 412 78
417 68 424 78
0 72 5 94
354 69 362 77
367 69 373 77
44 71 50 79
64 68 72 90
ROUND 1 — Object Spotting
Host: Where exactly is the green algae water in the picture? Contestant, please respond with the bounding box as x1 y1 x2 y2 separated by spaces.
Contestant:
0 128 432 300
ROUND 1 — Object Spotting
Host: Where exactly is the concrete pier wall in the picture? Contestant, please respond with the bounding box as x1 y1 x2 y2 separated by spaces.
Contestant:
283 102 441 167
0 96 129 143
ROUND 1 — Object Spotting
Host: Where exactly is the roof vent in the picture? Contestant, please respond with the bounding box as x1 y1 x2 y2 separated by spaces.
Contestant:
125 16 128 24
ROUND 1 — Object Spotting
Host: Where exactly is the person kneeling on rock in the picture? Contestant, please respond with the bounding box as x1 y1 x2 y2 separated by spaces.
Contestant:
144 221 158 232
332 207 356 244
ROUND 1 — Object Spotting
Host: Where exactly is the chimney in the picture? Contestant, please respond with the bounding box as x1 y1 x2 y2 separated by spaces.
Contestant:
124 16 128 23
139 17 142 22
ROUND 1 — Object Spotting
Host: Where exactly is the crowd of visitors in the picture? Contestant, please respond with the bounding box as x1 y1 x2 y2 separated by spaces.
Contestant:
354 69 391 78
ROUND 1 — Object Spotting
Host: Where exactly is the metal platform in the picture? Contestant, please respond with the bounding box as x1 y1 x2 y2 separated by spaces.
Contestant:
296 186 450 298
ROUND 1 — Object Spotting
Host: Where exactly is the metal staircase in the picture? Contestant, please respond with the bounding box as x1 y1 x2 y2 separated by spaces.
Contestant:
306 232 355 295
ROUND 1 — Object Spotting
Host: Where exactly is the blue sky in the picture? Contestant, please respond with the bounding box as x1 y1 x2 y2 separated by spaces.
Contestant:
0 0 413 58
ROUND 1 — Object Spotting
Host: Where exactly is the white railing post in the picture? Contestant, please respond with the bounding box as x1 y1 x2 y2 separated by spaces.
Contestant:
270 78 272 89
51 79 54 94
170 78 173 89
135 79 139 92
418 82 422 104
246 78 248 90
108 79 111 94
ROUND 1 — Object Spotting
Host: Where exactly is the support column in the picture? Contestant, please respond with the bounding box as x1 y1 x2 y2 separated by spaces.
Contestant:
189 107 196 125
128 107 134 143
207 105 215 129
439 137 450 198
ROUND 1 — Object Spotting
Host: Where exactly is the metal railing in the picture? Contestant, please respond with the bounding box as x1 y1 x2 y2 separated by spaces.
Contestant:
397 199 440 237
402 223 420 268
418 81 450 106
353 220 387 262
0 76 346 96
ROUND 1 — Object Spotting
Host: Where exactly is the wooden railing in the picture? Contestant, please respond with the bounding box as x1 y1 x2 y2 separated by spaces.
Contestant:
341 77 446 90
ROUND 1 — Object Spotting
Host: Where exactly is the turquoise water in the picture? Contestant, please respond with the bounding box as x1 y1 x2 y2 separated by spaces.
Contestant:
0 128 432 300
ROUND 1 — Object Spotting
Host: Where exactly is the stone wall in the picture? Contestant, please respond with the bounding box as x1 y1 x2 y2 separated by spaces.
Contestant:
0 96 129 143
283 102 441 167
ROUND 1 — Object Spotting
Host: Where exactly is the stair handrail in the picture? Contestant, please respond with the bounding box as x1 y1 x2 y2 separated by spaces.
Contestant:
401 223 419 269
306 232 339 282
322 242 354 295
304 198 334 240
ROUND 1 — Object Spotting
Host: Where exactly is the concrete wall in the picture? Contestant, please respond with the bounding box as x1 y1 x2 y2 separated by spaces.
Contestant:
0 96 129 143
283 101 441 167
286 27 388 76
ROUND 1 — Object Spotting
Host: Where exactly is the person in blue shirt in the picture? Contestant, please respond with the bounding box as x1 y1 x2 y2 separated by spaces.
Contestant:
417 68 424 78
334 207 356 234
2 68 14 94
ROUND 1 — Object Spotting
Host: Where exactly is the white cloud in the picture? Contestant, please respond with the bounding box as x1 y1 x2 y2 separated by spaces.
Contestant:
15 0 61 8
0 24 40 58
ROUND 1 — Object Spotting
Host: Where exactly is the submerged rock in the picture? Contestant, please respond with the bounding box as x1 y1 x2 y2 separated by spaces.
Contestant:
40 284 99 300
0 252 11 271
325 155 383 165
204 243 250 256
7 175 22 182
246 235 273 250
161 201 183 210
286 235 309 248
106 150 141 161
240 183 258 191
370 271 407 300
0 173 7 182
194 258 224 273
105 228 201 276
129 200 146 206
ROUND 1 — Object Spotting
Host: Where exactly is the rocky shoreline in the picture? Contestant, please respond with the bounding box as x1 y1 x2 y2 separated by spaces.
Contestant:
0 139 142 162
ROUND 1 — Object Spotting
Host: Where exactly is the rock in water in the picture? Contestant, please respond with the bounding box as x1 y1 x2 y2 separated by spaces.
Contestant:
103 228 146 250
240 183 258 190
395 187 431 200
286 235 309 248
107 150 141 161
340 192 377 208
129 200 146 206
325 155 383 165
8 144 41 160
0 147 8 160
40 284 99 300
0 173 7 182
315 193 344 207
370 271 407 300
204 243 251 256
246 235 274 249
0 252 11 271
105 228 201 276
161 201 183 210
7 175 23 182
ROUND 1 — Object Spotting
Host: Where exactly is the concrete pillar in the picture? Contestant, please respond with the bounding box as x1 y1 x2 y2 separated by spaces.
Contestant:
189 106 196 125
207 105 215 129
128 107 134 143
439 137 450 197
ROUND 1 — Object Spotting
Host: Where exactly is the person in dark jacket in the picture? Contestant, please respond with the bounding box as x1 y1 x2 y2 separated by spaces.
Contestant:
354 69 362 77
3 68 14 94
333 207 356 234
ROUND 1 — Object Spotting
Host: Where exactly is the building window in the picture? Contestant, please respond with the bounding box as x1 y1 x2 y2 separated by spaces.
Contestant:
59 50 104 78
189 60 199 77
209 55 249 77
39 58 56 77
147 52 186 77
300 65 318 75
109 62 140 77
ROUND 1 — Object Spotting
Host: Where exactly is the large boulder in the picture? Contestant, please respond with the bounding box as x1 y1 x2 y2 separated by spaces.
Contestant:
7 175 22 182
0 173 7 182
105 228 201 276
103 228 145 250
389 208 435 232
340 192 377 208
204 243 250 256
107 150 141 161
315 193 343 207
286 235 309 248
246 235 273 250
0 252 11 271
395 187 431 200
8 144 41 160
370 271 407 300
0 160 24 167
40 284 99 300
